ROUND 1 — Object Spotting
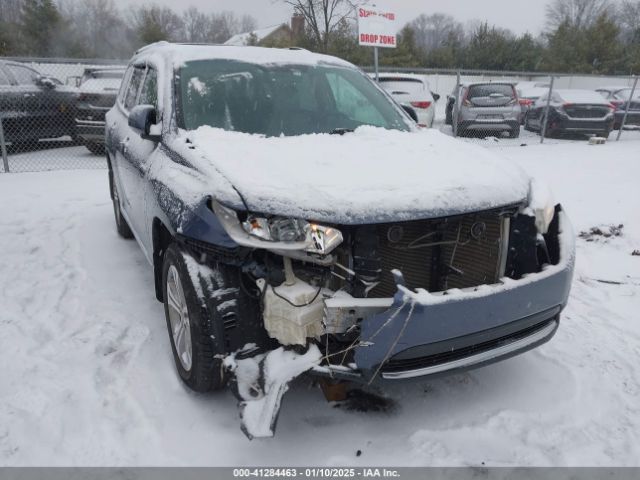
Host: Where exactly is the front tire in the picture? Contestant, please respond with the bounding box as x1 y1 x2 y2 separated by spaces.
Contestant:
162 244 239 392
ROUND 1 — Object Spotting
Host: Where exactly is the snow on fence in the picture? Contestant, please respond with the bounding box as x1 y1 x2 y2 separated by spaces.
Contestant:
0 56 637 173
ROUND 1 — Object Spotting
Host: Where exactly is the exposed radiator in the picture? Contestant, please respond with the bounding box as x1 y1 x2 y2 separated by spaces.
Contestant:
361 209 509 298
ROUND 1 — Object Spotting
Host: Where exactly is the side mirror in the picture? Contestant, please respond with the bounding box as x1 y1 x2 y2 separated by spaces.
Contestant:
401 104 419 123
128 104 160 141
36 76 56 90
432 92 441 102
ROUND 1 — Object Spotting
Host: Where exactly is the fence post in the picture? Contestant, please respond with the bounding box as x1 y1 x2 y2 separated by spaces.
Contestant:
453 71 461 137
540 76 556 144
616 76 638 141
0 116 9 173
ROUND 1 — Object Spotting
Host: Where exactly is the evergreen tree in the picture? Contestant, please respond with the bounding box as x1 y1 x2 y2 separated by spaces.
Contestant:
21 0 61 56
379 26 425 67
541 20 590 72
584 13 623 73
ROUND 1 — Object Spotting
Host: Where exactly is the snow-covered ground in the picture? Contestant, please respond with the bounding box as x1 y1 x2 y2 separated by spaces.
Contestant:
0 131 639 466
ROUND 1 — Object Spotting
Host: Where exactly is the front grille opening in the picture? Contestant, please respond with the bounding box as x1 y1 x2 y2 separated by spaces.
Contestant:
362 209 507 298
382 317 558 373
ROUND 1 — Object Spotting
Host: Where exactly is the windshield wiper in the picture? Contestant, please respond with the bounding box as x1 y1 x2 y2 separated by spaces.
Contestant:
329 128 354 135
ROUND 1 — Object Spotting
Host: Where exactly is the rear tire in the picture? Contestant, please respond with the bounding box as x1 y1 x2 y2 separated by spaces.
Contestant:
85 142 105 155
509 126 520 138
455 123 467 137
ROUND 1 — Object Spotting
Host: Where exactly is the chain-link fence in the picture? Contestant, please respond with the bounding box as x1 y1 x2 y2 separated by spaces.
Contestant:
1 57 639 173
0 56 126 173
367 66 639 144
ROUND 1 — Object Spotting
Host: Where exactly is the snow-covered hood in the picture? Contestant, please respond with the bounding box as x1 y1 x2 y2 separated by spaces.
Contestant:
179 126 530 224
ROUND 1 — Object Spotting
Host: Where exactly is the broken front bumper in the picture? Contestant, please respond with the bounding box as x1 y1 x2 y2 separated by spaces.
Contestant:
314 210 575 384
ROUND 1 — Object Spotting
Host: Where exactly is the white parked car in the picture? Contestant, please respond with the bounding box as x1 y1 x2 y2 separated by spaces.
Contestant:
376 73 438 128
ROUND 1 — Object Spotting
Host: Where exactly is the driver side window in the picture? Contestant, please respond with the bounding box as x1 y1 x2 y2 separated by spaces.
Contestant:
124 66 145 110
139 67 158 109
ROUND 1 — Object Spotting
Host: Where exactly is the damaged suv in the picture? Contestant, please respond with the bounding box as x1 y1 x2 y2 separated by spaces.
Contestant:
106 43 575 438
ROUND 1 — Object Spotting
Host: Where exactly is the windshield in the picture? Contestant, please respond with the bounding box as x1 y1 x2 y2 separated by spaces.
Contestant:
613 88 636 100
177 60 410 136
468 84 515 99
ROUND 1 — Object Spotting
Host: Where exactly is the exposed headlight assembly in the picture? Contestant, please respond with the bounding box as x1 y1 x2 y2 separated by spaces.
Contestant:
211 199 343 256
534 203 556 234
528 179 556 234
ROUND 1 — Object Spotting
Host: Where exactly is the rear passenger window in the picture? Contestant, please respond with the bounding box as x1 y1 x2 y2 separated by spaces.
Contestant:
139 67 158 109
6 65 38 85
124 67 145 110
0 69 10 85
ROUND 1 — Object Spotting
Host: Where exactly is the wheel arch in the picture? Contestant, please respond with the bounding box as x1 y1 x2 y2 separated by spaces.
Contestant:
152 217 175 302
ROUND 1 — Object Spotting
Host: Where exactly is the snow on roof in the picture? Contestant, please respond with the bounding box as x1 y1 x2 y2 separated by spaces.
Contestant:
224 24 287 46
459 80 515 87
554 89 610 104
596 85 633 92
519 87 549 99
135 42 354 69
516 81 550 89
377 73 425 81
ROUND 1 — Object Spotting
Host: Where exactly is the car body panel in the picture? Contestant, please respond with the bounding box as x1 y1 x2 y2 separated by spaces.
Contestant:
526 89 615 135
595 86 640 128
352 210 574 381
76 68 125 144
0 60 76 143
448 82 521 133
106 43 574 385
376 74 436 128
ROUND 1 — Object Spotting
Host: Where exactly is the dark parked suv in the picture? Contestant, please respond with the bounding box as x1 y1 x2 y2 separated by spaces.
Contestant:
76 67 125 154
106 43 575 437
0 60 76 145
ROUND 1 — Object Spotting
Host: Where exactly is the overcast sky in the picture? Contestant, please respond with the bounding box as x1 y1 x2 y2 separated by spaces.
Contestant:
114 0 549 35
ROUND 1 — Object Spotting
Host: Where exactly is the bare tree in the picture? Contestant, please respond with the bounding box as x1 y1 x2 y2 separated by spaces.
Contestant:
410 13 465 50
618 0 640 41
0 0 23 23
208 11 240 43
183 6 209 43
545 0 613 30
280 0 361 52
59 0 132 58
131 5 184 45
240 14 257 33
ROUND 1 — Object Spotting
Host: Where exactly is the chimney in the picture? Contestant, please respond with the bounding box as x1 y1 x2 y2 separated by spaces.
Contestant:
291 13 305 39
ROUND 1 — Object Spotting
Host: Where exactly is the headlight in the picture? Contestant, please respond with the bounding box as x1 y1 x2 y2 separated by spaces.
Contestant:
210 200 343 256
242 215 343 255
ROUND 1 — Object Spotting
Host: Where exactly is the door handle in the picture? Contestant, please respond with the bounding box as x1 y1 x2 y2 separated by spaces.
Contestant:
23 93 35 98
